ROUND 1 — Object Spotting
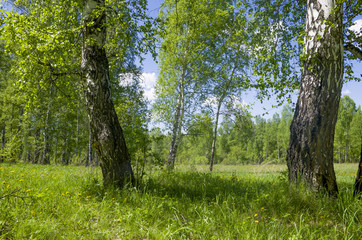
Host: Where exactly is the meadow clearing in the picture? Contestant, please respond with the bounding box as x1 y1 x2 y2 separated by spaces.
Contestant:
0 163 361 239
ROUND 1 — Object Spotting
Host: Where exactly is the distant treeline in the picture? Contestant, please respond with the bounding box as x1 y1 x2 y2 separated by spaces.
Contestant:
152 95 362 165
0 78 361 167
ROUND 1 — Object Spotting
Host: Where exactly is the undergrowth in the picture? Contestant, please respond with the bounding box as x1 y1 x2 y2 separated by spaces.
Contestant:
0 163 360 239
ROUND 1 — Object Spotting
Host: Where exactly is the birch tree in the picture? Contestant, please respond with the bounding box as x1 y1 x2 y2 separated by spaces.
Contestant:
154 0 233 168
287 0 344 195
2 0 155 188
248 0 361 195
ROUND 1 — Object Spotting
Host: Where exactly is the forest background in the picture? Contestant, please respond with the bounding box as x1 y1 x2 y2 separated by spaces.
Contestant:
0 0 361 238
0 0 361 170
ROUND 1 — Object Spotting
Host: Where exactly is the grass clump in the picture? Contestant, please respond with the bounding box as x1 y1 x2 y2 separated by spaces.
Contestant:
0 163 361 239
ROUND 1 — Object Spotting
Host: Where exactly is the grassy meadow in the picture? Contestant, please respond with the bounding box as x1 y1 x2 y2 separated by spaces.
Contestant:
0 162 361 239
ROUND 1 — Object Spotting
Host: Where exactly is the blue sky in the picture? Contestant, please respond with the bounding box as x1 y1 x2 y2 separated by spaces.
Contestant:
141 0 362 118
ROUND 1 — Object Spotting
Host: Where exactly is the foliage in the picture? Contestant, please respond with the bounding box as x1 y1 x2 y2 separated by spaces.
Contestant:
148 101 362 166
174 105 294 165
0 0 154 168
113 71 151 176
335 96 361 163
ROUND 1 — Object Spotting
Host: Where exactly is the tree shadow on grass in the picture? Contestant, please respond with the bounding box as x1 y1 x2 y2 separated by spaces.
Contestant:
82 170 359 221
142 171 268 202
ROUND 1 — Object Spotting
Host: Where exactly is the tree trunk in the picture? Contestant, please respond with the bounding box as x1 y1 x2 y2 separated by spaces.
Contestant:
33 128 41 164
23 132 28 162
277 138 280 162
210 98 222 172
17 108 23 160
167 68 186 169
95 151 99 166
0 123 5 162
86 118 92 166
81 0 134 187
345 133 348 163
41 85 53 165
75 97 81 163
61 145 68 165
54 136 58 164
286 0 343 196
353 141 362 197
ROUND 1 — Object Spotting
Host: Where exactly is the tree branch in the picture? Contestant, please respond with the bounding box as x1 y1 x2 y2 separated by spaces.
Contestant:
344 43 362 60
37 60 81 77
0 189 21 199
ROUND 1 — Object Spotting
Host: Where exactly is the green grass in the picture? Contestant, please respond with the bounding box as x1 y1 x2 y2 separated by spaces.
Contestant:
0 163 361 239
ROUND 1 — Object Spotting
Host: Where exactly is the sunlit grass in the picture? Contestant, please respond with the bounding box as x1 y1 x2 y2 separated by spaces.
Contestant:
0 163 361 239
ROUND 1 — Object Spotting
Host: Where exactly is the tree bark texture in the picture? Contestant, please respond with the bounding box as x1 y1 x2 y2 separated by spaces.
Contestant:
209 98 222 172
344 43 362 60
32 128 41 164
0 123 5 162
209 64 237 171
81 0 134 187
286 0 343 196
41 84 53 165
75 101 80 162
86 117 92 166
167 68 186 169
353 141 362 197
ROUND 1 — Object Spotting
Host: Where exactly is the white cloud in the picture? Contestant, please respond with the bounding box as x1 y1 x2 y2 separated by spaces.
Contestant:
118 73 134 87
202 96 218 108
229 96 248 109
342 89 351 95
141 72 157 101
202 96 248 110
349 19 362 37
118 72 157 102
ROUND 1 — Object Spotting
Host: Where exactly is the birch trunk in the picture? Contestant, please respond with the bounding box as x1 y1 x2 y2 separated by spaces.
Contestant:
286 0 343 196
41 84 53 165
209 64 238 171
0 123 5 162
86 117 92 166
82 0 134 187
75 100 80 163
167 68 186 169
209 98 222 172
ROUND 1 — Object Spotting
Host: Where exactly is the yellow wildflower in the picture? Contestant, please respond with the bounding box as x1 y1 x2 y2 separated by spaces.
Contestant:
254 213 258 217
19 179 24 182
255 220 259 223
